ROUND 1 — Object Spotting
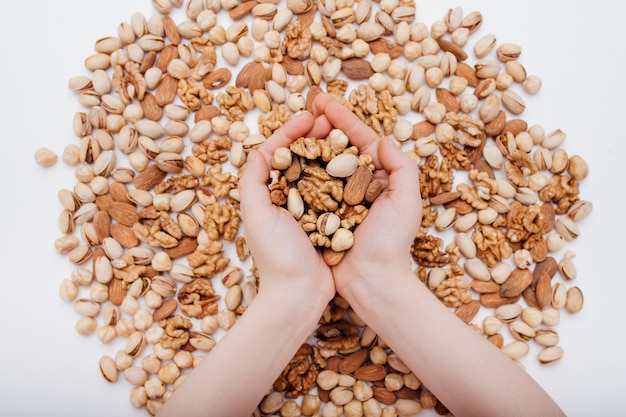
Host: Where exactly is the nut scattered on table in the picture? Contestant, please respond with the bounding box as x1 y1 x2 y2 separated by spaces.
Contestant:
41 1 594 415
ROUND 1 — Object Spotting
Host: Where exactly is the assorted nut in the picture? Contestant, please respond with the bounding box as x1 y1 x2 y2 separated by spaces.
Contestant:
40 1 592 416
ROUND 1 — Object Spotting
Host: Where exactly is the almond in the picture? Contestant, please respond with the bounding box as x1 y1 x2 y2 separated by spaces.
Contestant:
163 15 181 45
194 104 221 123
140 92 163 121
153 299 178 321
504 119 528 136
529 237 548 262
532 256 558 284
372 386 396 405
455 62 479 87
354 364 387 381
306 85 323 112
229 1 257 20
203 68 232 90
444 199 474 215
236 61 271 92
93 210 112 242
109 181 131 203
365 179 384 203
155 73 179 106
435 88 460 113
343 166 373 205
108 278 126 306
110 223 139 248
281 55 304 75
412 120 435 139
341 58 374 80
107 202 140 227
535 272 552 309
429 191 461 205
156 45 179 73
134 164 167 191
163 236 199 259
500 268 533 298
437 37 468 61
487 333 504 348
395 386 420 400
485 110 506 137
454 299 480 323
338 349 368 375
470 280 500 294
480 292 520 308
369 38 404 59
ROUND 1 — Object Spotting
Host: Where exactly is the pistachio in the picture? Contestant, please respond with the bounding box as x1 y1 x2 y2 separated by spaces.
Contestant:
538 346 564 365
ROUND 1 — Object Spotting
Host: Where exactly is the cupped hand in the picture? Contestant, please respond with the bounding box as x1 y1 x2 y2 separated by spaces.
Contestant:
311 93 423 303
238 111 335 310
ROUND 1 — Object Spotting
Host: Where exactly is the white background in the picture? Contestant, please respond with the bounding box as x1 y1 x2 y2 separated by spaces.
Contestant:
1 0 625 416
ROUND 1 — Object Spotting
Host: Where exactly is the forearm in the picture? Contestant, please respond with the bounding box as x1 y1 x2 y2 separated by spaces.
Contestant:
347 272 565 417
157 291 323 417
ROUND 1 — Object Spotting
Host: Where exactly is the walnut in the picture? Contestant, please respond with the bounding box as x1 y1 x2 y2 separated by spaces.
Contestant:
177 278 221 318
320 36 354 60
538 174 580 214
457 183 489 210
336 203 368 230
154 174 200 194
507 203 547 243
187 240 230 278
290 137 323 160
434 265 472 307
505 150 538 187
159 315 193 350
203 200 240 241
192 136 232 165
348 86 397 136
410 233 449 267
326 79 348 98
300 209 318 233
178 78 212 111
468 169 498 199
309 231 331 247
201 164 238 198
273 344 319 399
281 21 312 60
112 62 146 104
235 236 250 261
439 143 472 171
419 155 454 200
258 104 292 138
298 165 344 212
268 170 289 206
133 212 183 249
216 86 254 122
313 319 360 351
472 224 512 267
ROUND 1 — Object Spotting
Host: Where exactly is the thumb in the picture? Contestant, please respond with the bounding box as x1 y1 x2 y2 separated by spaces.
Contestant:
239 150 272 217
378 137 422 207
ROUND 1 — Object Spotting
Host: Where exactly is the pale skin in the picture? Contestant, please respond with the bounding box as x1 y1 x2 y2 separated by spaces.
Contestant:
157 93 566 417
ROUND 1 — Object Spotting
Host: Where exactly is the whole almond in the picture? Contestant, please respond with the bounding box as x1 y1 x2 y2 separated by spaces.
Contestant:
155 74 179 106
354 364 387 381
504 119 528 136
339 349 368 375
110 223 139 248
412 120 436 139
435 88 460 113
140 92 163 121
455 62 479 87
500 268 533 298
163 236 199 259
535 272 553 309
369 38 403 59
108 278 126 305
429 191 462 205
365 179 384 203
153 299 178 321
436 37 468 61
344 166 373 205
372 386 397 405
203 68 232 90
107 202 140 227
341 58 374 80
134 164 167 190
480 292 520 308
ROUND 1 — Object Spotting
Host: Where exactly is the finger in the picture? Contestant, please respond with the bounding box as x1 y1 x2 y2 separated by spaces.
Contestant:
307 114 332 139
311 92 336 117
319 98 383 168
239 150 273 217
257 111 315 165
378 137 422 208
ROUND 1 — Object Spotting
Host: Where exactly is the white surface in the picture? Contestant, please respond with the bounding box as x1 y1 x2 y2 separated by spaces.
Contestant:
0 0 624 416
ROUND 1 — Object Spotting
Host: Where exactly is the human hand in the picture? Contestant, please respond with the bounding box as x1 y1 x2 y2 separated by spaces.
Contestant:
238 112 335 313
310 93 423 307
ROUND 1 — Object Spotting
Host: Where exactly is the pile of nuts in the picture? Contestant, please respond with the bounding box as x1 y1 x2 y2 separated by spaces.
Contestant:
270 130 380 265
35 0 593 415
